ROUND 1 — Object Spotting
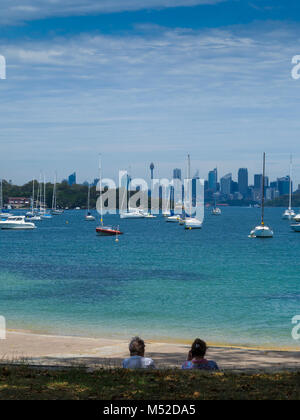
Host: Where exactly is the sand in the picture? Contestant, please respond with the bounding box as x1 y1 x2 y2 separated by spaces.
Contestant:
0 330 299 372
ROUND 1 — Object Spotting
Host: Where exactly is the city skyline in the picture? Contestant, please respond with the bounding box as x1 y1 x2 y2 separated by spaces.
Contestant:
1 1 300 184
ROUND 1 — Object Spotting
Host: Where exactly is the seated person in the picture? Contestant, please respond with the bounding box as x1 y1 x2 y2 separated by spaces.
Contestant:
182 338 219 371
123 336 155 369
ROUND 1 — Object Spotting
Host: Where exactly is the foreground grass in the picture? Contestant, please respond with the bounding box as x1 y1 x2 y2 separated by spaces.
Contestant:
0 366 299 400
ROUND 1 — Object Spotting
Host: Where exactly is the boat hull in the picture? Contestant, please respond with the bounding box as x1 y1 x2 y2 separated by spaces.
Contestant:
184 218 202 229
291 224 300 232
249 226 273 238
96 227 123 236
120 212 144 219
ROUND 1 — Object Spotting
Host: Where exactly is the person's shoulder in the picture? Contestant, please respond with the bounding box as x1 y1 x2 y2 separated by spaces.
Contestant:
122 358 131 368
143 357 155 368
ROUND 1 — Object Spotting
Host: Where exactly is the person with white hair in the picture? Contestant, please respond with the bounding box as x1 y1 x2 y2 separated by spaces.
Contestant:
122 336 155 369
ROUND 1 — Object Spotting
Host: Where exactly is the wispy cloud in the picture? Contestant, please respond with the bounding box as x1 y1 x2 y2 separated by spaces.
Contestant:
0 22 299 183
1 0 225 25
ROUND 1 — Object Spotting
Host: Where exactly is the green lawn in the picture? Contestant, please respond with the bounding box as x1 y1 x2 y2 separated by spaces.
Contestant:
0 366 300 400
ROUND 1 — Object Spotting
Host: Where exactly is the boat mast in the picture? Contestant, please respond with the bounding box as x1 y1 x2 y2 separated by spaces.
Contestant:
99 155 103 226
187 154 192 217
289 155 293 211
87 183 90 214
32 179 35 213
261 153 266 226
0 179 3 210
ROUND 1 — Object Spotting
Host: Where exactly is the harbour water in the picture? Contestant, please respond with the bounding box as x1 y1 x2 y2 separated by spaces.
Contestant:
0 207 299 349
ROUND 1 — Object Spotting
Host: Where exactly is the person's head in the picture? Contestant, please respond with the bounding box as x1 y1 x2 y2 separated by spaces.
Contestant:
190 339 207 359
129 336 145 357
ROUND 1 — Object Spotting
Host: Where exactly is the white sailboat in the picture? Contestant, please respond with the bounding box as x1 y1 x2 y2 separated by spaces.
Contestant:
0 179 10 219
184 155 202 230
41 175 52 219
85 183 95 221
212 199 222 216
51 173 64 215
119 171 145 219
282 156 296 220
249 153 273 238
26 180 41 221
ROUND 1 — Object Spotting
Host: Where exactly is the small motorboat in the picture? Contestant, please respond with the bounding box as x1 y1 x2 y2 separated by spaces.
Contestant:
0 216 36 230
26 214 42 221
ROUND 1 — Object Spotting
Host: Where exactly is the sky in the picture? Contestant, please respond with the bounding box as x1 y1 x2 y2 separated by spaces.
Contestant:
1 0 300 185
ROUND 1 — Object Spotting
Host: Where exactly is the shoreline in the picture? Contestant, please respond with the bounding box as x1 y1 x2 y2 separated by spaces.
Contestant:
1 329 300 372
6 328 300 353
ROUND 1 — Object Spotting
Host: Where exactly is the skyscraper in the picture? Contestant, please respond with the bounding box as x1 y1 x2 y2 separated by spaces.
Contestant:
173 168 182 180
277 176 291 196
68 172 76 186
150 163 155 180
238 168 248 196
208 168 218 192
220 173 232 196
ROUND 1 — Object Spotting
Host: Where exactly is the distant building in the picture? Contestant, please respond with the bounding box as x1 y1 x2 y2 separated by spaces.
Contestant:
277 176 291 196
173 168 182 180
8 197 30 208
68 172 76 186
220 173 232 197
238 168 248 197
208 168 218 192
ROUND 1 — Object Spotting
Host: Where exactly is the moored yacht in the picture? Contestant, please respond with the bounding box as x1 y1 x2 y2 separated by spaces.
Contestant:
249 153 273 239
282 156 295 220
0 216 36 230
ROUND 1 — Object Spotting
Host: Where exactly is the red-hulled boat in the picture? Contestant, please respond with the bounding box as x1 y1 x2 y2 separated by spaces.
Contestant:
96 226 123 236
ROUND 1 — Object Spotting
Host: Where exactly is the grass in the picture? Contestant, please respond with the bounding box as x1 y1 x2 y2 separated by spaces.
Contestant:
0 366 300 400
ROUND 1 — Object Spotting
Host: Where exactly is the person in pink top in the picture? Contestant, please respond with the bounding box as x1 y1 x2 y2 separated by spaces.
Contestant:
182 338 219 371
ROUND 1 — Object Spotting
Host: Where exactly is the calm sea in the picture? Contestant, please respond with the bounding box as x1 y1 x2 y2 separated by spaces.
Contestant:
0 208 299 349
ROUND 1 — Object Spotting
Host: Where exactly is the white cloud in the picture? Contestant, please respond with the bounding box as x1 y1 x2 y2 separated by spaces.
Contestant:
0 22 300 183
1 0 225 24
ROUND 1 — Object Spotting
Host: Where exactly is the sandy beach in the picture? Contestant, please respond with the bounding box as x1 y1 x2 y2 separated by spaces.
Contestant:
0 330 299 372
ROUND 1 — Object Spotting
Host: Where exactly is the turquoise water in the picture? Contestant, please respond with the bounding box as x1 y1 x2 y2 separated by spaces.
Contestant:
0 208 299 349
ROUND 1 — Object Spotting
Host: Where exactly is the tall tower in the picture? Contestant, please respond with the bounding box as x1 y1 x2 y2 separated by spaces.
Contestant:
150 163 155 180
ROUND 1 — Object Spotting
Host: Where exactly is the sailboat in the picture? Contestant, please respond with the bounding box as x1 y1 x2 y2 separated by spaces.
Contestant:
249 153 273 238
282 156 296 220
96 156 123 236
51 173 64 215
41 175 52 219
119 171 145 219
184 155 202 230
212 198 222 216
0 179 10 219
85 183 95 221
26 180 41 221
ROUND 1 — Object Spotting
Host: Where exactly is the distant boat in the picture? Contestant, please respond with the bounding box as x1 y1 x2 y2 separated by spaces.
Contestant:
26 180 41 221
291 224 300 232
97 155 123 236
184 155 202 230
85 183 95 221
51 173 64 215
212 199 222 216
282 156 295 220
0 216 36 230
249 153 273 238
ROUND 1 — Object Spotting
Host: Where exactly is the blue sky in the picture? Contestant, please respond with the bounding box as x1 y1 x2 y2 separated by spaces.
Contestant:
1 0 300 185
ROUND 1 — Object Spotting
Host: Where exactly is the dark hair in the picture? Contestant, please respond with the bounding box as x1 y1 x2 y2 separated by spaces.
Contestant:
129 336 145 356
191 339 207 358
